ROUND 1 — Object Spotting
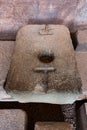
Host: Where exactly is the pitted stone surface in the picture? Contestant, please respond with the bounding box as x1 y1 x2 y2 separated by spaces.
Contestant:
0 109 26 130
6 25 81 94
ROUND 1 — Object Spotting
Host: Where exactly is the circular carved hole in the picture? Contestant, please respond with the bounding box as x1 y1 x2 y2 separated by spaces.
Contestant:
38 51 54 63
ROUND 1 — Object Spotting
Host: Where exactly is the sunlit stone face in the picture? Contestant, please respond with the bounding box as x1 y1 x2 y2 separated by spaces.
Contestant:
5 25 82 104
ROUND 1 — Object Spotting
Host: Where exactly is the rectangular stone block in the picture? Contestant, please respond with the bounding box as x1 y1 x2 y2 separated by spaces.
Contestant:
35 122 74 130
5 25 82 104
0 109 27 130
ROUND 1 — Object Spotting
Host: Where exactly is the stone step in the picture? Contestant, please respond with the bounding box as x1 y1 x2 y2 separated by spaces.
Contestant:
0 109 26 130
35 122 73 130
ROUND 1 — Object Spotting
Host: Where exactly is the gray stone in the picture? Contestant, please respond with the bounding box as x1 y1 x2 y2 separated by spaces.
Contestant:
0 109 26 130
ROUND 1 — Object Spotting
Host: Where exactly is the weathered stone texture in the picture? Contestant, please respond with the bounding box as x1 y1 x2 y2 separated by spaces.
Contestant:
77 30 87 44
6 25 81 93
76 30 87 93
76 52 87 93
0 0 87 40
0 41 14 100
0 109 26 130
35 122 73 130
76 30 87 113
0 41 14 86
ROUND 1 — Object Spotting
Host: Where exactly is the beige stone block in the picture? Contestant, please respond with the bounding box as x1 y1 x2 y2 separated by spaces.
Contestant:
0 109 27 130
35 122 73 130
5 25 82 104
6 25 81 92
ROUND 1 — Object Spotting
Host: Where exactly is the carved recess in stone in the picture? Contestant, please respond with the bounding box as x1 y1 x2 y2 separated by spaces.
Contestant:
5 25 82 104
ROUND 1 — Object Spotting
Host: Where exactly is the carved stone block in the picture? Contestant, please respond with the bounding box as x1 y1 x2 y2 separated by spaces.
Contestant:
5 25 82 104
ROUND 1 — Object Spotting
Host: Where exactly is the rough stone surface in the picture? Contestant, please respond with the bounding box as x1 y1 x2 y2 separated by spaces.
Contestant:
62 103 76 129
0 109 26 130
76 46 87 114
0 41 14 87
76 52 87 93
0 0 87 40
35 122 74 130
77 30 87 44
85 103 87 114
0 41 14 100
0 29 86 130
5 25 81 93
77 30 87 114
76 29 87 94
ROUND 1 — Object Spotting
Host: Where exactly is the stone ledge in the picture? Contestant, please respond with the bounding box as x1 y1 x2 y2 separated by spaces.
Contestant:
35 122 73 130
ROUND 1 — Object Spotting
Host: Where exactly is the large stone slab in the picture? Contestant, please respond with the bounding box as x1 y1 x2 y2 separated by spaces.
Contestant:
5 25 82 104
0 0 87 40
35 122 73 130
